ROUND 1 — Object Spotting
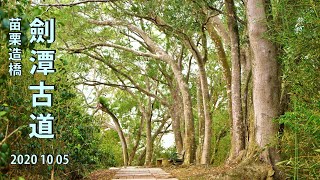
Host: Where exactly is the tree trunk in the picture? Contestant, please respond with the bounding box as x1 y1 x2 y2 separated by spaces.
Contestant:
138 114 171 166
145 113 153 166
99 104 129 166
225 0 245 160
241 44 252 148
112 119 129 166
165 59 195 165
196 76 205 164
128 116 144 165
125 21 196 164
206 19 232 128
198 63 212 165
247 0 281 166
142 88 153 166
177 26 212 165
163 68 184 154
170 84 184 154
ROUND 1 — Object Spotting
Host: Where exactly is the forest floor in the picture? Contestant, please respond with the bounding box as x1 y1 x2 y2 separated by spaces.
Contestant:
164 163 276 179
164 165 229 179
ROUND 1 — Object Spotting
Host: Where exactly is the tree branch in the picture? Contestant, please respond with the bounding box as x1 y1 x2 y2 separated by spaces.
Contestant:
78 80 137 89
0 126 26 146
88 18 173 62
73 51 170 107
60 42 159 60
33 0 116 7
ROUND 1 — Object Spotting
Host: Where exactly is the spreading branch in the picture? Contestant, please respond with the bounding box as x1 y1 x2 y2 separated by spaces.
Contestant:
59 42 159 59
65 49 170 107
33 0 116 7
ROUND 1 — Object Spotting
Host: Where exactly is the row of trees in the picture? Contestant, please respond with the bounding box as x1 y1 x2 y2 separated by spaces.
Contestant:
1 0 319 179
42 0 319 178
52 0 281 167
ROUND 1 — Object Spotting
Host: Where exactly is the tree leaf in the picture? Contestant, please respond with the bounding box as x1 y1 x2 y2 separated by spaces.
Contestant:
0 111 6 117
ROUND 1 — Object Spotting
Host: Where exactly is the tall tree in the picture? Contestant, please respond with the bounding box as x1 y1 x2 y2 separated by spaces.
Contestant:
247 0 281 166
225 0 245 160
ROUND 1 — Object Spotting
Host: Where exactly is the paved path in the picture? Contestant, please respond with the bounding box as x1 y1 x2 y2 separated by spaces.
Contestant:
111 166 178 180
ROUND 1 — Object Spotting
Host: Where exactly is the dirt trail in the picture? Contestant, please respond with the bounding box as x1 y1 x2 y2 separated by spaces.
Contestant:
111 166 178 180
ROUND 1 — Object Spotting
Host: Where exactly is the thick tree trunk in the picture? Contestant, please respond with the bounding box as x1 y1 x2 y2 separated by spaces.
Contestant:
163 68 184 154
225 0 245 160
241 44 252 148
170 85 184 154
171 111 183 154
247 0 281 166
138 149 146 166
196 76 205 164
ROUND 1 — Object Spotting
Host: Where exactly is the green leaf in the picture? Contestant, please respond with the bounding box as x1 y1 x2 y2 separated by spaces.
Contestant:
0 111 6 117
58 21 65 27
314 149 320 153
33 8 42 16
0 9 4 19
0 152 6 159
1 18 9 29
1 143 9 152
99 96 109 108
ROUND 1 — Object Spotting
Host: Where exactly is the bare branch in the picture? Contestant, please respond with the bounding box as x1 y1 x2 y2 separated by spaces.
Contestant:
159 130 173 134
74 88 96 109
78 80 137 89
60 42 160 59
119 31 148 50
205 2 245 25
33 0 116 7
0 125 26 146
152 114 171 142
142 15 205 64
